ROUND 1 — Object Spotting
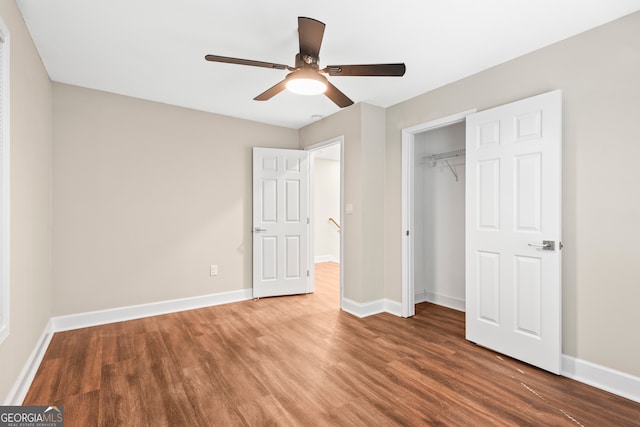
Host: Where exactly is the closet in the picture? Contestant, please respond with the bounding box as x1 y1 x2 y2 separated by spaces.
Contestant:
413 121 466 311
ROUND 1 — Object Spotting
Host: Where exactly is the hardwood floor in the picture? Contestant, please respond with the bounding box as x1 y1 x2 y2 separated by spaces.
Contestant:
25 262 639 426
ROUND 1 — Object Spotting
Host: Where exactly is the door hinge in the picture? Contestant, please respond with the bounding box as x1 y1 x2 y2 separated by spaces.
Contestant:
406 230 410 236
559 241 563 250
307 217 310 224
307 270 310 277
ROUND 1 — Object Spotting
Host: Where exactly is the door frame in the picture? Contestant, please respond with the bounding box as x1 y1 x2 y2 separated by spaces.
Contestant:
306 136 344 309
401 110 476 317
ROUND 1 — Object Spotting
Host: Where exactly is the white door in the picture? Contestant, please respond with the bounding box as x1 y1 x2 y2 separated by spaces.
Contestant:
253 147 310 298
465 90 562 374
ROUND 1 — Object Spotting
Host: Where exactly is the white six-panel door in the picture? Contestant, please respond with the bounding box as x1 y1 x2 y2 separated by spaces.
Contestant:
465 90 562 374
253 147 310 298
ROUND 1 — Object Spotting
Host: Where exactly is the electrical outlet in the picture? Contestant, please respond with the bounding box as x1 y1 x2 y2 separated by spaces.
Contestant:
210 264 218 276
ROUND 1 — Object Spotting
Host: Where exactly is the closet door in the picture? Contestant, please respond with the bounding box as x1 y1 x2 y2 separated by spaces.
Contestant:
465 90 562 374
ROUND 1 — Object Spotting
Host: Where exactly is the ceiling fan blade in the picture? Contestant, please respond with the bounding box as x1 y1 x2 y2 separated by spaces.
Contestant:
298 17 325 58
324 82 354 108
254 79 288 101
323 63 406 77
205 54 289 70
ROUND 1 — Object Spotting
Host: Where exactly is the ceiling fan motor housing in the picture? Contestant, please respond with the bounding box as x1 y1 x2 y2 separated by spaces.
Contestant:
295 53 320 69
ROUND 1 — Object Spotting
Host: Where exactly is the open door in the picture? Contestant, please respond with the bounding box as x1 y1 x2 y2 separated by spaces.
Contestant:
253 147 311 298
465 90 562 374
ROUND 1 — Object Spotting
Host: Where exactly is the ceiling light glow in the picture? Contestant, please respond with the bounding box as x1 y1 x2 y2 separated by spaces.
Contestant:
285 71 328 95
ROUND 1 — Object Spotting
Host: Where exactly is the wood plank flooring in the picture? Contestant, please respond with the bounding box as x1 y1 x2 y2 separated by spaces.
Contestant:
24 262 639 426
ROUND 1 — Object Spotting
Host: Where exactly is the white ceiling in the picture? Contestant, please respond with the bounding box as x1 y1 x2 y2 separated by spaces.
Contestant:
16 1 640 129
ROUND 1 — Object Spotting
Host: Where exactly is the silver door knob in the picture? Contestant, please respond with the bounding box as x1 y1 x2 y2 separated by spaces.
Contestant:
254 227 267 233
528 240 555 250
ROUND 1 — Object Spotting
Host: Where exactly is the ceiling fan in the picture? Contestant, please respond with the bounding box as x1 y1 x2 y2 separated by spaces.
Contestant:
205 17 406 108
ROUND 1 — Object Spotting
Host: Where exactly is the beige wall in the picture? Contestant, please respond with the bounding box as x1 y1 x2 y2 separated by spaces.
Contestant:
0 2 53 401
384 12 640 376
360 104 386 302
52 84 298 315
300 105 362 301
300 103 386 303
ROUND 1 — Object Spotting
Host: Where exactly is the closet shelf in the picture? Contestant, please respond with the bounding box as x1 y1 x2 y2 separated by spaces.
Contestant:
423 148 465 182
423 148 465 162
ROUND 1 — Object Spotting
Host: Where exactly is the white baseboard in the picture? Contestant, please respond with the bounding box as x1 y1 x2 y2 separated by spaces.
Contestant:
51 288 253 332
314 254 340 264
342 298 402 318
342 298 383 318
383 299 403 317
4 319 54 405
414 289 465 312
561 355 640 403
415 289 427 303
425 292 465 312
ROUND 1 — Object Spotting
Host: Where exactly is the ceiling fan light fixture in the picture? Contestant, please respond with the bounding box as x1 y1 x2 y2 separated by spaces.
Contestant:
206 18 402 107
285 71 328 95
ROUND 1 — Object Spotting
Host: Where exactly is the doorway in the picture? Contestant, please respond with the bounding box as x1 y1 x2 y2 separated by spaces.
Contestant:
401 91 563 374
413 122 466 312
401 111 475 317
307 138 343 308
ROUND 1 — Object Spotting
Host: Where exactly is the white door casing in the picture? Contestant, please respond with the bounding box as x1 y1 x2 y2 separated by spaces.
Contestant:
465 90 562 374
306 137 344 308
401 110 476 318
253 147 310 298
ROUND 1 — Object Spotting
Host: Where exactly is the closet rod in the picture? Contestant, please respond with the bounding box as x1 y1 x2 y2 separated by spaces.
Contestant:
423 148 465 162
423 148 465 182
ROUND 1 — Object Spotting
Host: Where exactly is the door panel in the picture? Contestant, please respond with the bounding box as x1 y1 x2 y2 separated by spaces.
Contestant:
262 179 277 222
478 251 500 325
514 255 542 337
285 180 300 221
466 90 562 374
285 235 301 278
478 159 500 229
261 237 277 280
515 153 541 231
253 147 310 298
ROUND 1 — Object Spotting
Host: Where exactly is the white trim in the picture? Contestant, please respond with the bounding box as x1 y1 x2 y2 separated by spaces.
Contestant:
561 355 640 403
305 136 344 310
51 288 252 332
401 135 414 317
342 298 402 318
384 299 403 317
0 16 11 345
3 320 53 405
401 110 476 318
304 136 344 153
425 292 465 312
415 289 466 311
314 254 340 264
